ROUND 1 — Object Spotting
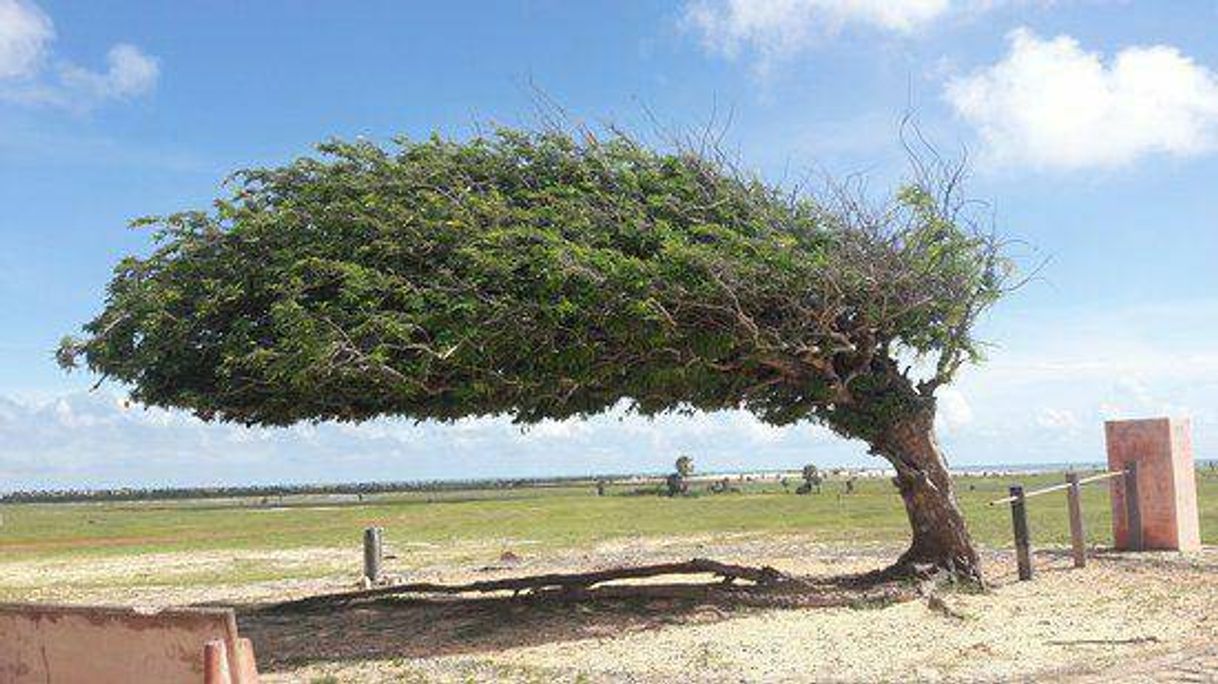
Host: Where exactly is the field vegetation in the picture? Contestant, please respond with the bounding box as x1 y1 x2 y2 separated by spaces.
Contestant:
3 468 1216 682
4 469 1214 567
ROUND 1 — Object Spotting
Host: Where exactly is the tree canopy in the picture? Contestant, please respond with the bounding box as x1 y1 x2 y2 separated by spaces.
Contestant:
60 128 1010 445
675 455 694 478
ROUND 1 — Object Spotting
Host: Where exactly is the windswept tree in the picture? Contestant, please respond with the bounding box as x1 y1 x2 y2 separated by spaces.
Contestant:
60 127 1014 582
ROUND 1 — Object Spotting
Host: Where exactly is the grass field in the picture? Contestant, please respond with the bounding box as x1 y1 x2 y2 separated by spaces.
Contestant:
3 468 1214 566
2 468 1216 682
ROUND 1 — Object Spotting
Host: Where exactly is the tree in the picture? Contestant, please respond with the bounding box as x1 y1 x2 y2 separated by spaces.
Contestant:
60 127 1013 582
797 464 822 495
675 455 694 479
664 455 695 497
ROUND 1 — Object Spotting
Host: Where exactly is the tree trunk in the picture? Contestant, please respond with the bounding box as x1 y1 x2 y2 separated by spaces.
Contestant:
879 408 982 584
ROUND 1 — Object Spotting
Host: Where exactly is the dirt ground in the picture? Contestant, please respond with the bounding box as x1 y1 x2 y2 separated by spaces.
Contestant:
5 536 1217 682
246 543 1218 683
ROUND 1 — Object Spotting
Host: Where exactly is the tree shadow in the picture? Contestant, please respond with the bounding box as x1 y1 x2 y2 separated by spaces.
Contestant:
236 577 912 671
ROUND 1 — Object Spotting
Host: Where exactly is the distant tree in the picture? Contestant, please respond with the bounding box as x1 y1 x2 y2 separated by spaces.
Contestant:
675 455 694 479
665 472 688 498
666 455 696 497
59 126 1013 581
797 464 823 495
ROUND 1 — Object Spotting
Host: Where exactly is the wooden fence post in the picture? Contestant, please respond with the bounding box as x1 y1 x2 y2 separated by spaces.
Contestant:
363 526 383 584
1065 472 1086 568
1010 485 1032 581
1124 461 1142 551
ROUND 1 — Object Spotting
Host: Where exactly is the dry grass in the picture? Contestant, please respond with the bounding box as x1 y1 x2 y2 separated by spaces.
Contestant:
5 532 1216 682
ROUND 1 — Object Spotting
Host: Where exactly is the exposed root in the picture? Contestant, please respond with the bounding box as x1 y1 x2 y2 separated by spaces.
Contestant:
268 558 792 612
834 545 986 591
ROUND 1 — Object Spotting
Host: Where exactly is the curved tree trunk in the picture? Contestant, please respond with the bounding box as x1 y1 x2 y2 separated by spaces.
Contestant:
879 408 982 583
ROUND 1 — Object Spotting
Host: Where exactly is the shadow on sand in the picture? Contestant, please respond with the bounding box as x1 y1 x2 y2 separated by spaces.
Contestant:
236 575 910 671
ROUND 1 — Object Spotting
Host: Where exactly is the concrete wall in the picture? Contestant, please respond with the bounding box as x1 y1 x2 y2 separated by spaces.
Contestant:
0 603 240 684
1106 417 1201 552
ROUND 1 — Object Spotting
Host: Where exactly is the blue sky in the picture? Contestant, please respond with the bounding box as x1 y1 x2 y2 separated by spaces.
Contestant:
1 0 1216 490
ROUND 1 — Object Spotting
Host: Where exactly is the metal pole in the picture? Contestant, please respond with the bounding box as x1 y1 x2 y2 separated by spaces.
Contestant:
1065 472 1086 568
1010 485 1033 581
987 469 1123 506
363 526 383 583
1124 462 1142 551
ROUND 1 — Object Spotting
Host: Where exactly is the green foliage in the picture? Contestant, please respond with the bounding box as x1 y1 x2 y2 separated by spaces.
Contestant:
8 471 1217 570
801 464 821 486
675 455 694 478
61 127 1011 446
798 464 823 495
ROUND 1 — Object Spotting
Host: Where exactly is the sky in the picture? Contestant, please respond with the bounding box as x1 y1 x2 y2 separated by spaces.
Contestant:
1 0 1216 491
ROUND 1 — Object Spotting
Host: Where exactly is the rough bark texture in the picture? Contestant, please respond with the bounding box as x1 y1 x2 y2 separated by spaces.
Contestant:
877 408 982 583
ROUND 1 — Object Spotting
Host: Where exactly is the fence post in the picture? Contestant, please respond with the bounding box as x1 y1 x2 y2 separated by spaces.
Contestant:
1124 461 1142 551
1010 485 1033 581
1065 472 1086 568
363 526 383 584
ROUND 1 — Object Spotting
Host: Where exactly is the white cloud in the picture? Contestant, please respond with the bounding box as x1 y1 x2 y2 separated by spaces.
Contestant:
945 28 1218 170
684 0 950 68
0 391 866 492
1036 408 1078 431
0 1 158 110
935 387 974 432
942 299 1218 465
0 0 51 79
60 43 158 100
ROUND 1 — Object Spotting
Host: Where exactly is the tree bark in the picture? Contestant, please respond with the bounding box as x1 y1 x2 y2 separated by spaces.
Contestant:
878 407 982 584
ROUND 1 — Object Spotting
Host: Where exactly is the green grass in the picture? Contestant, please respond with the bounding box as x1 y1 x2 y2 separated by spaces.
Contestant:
1 469 1215 564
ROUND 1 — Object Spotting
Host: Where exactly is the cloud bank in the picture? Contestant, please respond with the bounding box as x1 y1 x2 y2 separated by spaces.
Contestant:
684 0 950 69
945 28 1218 170
0 392 853 492
0 0 50 79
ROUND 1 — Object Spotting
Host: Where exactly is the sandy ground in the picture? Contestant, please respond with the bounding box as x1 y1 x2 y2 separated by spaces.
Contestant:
4 536 1217 682
253 545 1218 683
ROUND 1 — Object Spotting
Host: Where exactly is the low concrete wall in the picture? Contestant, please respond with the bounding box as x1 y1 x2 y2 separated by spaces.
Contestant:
0 603 240 684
